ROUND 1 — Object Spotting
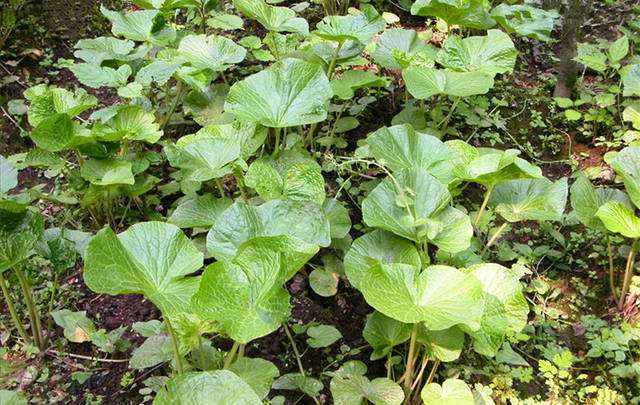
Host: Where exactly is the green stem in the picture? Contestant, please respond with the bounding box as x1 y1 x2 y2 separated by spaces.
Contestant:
403 323 419 394
232 167 248 200
326 41 344 80
14 267 43 349
238 344 245 359
387 352 392 379
481 223 508 256
273 127 281 155
0 272 30 344
606 234 618 303
425 360 440 385
161 81 185 131
165 317 184 374
438 97 462 131
215 178 226 197
47 271 61 331
223 341 240 369
619 239 638 311
283 323 305 376
474 185 494 227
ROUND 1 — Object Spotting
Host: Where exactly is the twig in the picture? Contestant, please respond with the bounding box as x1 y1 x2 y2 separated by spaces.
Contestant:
46 349 130 363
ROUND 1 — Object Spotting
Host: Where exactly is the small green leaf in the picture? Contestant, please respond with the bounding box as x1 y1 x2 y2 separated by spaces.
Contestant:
168 195 232 229
608 35 629 63
622 64 640 97
68 63 132 88
51 310 96 343
309 267 339 297
207 13 244 30
575 43 607 73
372 28 434 69
80 159 135 186
491 4 559 42
234 0 308 34
596 201 640 238
272 373 323 398
306 325 342 348
229 357 280 399
30 113 75 152
420 378 474 405
314 12 385 45
154 370 262 404
411 0 494 29
0 209 45 273
0 155 18 194
178 34 246 71
403 66 494 99
418 326 464 362
363 311 412 361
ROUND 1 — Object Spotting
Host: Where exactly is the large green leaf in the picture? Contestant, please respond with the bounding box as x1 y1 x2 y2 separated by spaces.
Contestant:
225 58 332 127
363 311 412 360
23 84 97 126
80 159 135 186
0 155 17 194
84 222 203 320
436 30 517 76
490 178 568 223
192 240 290 343
153 370 262 404
330 70 386 100
164 133 241 182
372 28 433 69
168 195 232 229
490 4 559 42
229 357 280 399
403 66 494 99
464 263 528 357
596 201 640 238
74 37 148 65
314 12 385 45
362 168 472 251
420 378 474 405
357 263 484 329
329 361 405 405
101 6 175 43
411 0 494 29
29 113 76 152
233 0 308 35
570 175 632 230
178 34 246 71
0 209 44 273
68 63 132 89
622 64 640 97
92 105 163 143
610 146 640 209
417 326 464 362
206 200 329 276
136 60 181 86
344 230 422 290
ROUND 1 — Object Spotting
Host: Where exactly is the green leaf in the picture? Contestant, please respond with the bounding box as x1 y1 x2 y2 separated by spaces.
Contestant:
306 324 342 348
153 370 262 404
29 113 76 152
130 334 173 369
74 37 148 64
363 311 412 360
23 84 97 126
0 390 27 405
417 326 464 362
330 361 404 405
168 195 232 229
84 222 203 320
314 12 385 45
372 28 433 69
344 230 422 290
357 263 485 329
403 66 494 99
101 6 175 43
324 198 351 239
411 0 494 29
610 146 640 208
206 200 328 276
490 4 559 42
570 174 632 230
452 147 542 187
608 35 629 63
309 267 339 297
136 60 181 86
362 168 472 251
207 13 245 30
596 201 640 238
234 0 308 35
92 105 163 143
0 155 18 194
436 30 517 76
464 263 528 357
331 70 386 100
68 63 132 89
225 58 332 127
229 357 280 399
80 159 135 186
272 373 323 398
622 64 640 97
0 209 45 273
178 34 246 71
623 103 640 130
420 378 474 405
51 309 96 343
575 43 607 73
490 178 568 222
192 239 290 343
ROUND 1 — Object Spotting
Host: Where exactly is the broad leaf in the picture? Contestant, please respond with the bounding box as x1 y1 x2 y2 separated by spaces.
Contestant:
436 30 517 76
0 209 45 273
451 146 542 187
324 198 351 239
178 34 246 71
570 175 632 230
136 60 181 86
622 64 640 97
490 178 568 222
225 58 332 127
372 28 433 69
229 357 280 399
411 0 494 29
0 155 18 194
417 326 464 362
234 0 309 35
74 37 148 64
610 146 640 208
330 361 404 405
403 66 494 99
363 311 412 360
596 201 640 238
68 63 132 89
357 263 484 329
51 310 96 343
490 4 559 42
420 378 474 405
23 84 97 127
192 240 290 343
101 6 175 43
314 12 385 45
345 230 422 290
331 70 386 100
164 133 241 182
130 334 173 369
84 222 204 320
80 159 135 186
153 370 262 404
575 43 607 73
30 113 76 152
92 105 163 143
306 324 342 348
272 373 323 397
464 264 528 357
168 195 232 229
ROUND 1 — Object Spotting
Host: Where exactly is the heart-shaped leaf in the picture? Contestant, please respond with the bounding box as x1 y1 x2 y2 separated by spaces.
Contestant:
570 174 632 230
68 63 132 89
330 361 404 405
153 370 262 404
331 70 386 100
363 311 412 360
436 30 517 76
411 0 494 29
417 325 464 362
622 64 640 97
234 0 308 35
491 4 559 42
490 178 568 223
84 222 203 320
314 12 385 45
420 378 474 405
229 357 280 399
168 195 233 229
403 66 494 99
596 201 640 238
0 156 17 194
101 6 175 43
192 240 291 343
92 105 163 143
225 58 332 128
74 37 149 65
80 159 135 186
306 325 342 348
178 34 246 71
23 85 98 127
372 28 434 69
0 209 45 273
610 146 640 208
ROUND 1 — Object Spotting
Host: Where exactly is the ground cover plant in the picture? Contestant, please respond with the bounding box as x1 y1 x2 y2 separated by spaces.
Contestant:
1 0 640 403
